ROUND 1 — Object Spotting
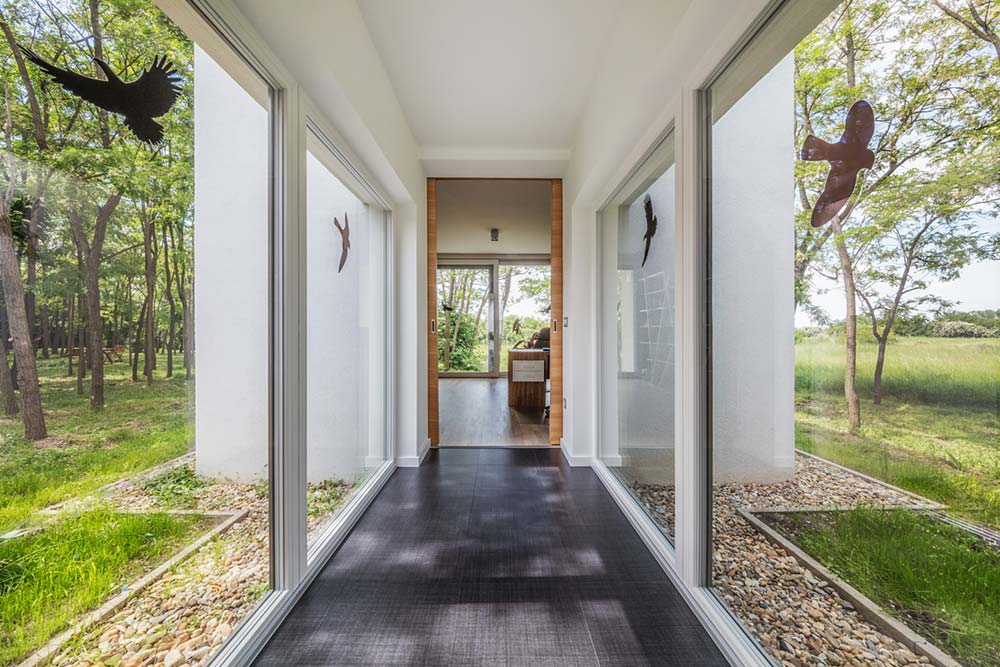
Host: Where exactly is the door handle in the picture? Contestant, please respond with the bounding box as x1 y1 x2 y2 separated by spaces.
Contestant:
552 319 558 334
431 319 436 334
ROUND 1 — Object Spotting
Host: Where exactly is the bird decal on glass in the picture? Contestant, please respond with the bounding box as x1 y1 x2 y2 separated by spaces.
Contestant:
641 194 657 268
800 100 875 228
20 47 181 145
333 214 350 273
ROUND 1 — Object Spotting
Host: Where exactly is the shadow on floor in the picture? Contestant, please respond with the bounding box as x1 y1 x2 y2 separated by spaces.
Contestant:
252 448 729 667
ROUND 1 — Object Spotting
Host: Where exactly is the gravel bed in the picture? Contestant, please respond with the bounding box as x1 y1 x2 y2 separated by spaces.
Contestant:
38 468 353 667
634 454 936 667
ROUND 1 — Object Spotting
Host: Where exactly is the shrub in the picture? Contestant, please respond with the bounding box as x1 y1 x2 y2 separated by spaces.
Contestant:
933 320 999 338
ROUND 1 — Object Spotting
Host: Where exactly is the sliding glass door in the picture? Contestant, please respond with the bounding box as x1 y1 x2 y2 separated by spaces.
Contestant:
437 262 499 377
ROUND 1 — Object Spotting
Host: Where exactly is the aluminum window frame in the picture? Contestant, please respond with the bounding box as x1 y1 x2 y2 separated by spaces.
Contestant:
147 2 400 665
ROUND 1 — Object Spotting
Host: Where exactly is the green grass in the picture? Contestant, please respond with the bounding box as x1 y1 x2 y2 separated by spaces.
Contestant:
0 509 214 666
142 464 206 508
763 509 1000 667
796 336 1000 409
0 355 194 532
795 337 1000 528
307 479 353 519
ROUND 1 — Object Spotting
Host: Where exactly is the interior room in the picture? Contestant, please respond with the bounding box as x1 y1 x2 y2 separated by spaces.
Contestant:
1 1 997 666
432 179 555 447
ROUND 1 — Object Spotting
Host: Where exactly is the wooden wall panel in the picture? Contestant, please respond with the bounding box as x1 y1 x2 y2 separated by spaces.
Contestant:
549 179 563 445
427 179 440 446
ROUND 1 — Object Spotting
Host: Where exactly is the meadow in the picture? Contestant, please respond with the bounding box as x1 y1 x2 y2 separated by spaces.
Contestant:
795 336 1000 527
0 355 193 533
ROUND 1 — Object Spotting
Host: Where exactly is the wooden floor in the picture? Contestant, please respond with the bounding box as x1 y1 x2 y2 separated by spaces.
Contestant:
439 378 549 446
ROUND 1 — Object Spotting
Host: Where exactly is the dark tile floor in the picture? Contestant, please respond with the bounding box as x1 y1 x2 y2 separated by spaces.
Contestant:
253 448 729 667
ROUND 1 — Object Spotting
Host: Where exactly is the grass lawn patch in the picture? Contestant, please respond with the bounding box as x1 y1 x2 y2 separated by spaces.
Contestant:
0 509 217 666
0 356 194 532
761 508 1000 667
795 337 1000 528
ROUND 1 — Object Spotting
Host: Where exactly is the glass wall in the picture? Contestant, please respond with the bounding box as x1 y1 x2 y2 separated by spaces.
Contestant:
305 135 389 551
499 263 551 372
599 133 677 543
705 1 1000 665
0 1 273 665
437 263 496 375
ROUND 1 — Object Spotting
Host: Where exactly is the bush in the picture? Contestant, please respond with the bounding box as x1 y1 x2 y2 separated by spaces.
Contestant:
933 320 999 338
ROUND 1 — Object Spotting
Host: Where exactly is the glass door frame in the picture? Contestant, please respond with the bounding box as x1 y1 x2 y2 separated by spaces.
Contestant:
436 258 501 378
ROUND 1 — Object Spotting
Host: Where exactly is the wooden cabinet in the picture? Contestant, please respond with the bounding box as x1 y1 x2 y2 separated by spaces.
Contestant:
508 349 548 409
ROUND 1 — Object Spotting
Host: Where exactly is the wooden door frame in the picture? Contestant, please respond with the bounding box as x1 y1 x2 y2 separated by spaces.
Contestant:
427 177 563 446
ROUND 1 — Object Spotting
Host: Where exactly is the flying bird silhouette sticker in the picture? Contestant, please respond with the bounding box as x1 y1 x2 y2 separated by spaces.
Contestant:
800 100 875 228
20 47 181 145
641 194 657 268
333 214 350 273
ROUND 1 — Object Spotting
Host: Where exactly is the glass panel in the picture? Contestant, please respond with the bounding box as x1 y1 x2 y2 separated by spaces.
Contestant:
499 264 551 371
437 265 493 373
598 142 677 544
0 2 272 664
305 146 388 550
707 1 1000 665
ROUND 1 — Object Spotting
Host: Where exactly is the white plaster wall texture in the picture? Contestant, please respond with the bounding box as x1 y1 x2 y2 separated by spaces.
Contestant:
306 152 387 483
193 46 271 482
437 180 550 255
710 54 796 483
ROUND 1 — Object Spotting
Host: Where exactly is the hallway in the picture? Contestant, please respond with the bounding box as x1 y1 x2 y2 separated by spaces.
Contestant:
253 448 728 666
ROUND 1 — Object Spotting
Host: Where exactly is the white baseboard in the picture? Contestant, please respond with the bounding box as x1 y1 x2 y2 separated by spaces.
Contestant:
560 447 593 467
396 438 431 467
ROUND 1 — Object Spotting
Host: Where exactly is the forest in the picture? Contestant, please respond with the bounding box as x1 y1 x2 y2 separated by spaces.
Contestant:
0 0 193 442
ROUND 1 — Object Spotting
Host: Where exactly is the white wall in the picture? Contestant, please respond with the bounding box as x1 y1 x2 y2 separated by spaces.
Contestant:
194 45 270 481
710 55 795 482
232 0 428 466
306 151 387 483
437 180 550 255
561 0 774 466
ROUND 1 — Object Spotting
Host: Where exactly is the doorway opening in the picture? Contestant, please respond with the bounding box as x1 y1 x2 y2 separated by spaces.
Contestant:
428 179 563 447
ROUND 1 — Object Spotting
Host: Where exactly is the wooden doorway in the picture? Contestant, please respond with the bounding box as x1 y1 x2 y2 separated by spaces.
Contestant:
427 178 563 446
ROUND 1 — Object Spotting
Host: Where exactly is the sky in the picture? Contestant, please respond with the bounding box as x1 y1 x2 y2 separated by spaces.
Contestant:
796 215 1000 327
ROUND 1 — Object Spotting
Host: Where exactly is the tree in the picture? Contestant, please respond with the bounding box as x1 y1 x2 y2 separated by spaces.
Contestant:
0 88 45 437
856 161 1000 403
794 0 999 429
932 0 1000 60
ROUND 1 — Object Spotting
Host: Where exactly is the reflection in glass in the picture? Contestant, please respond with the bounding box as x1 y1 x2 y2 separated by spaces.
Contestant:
600 157 677 543
306 147 388 549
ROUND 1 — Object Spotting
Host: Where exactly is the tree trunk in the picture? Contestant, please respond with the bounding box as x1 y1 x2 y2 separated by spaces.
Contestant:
68 193 122 410
872 338 888 405
830 218 861 431
0 212 46 438
0 345 16 416
76 293 86 396
441 273 455 370
0 300 17 416
40 304 51 358
66 296 74 377
161 221 175 378
132 298 145 383
141 205 156 385
167 221 192 378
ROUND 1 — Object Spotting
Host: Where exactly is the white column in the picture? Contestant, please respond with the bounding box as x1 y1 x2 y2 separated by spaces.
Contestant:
193 46 270 482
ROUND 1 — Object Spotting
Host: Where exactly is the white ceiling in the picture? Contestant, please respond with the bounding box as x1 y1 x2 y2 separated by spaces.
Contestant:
356 0 625 174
